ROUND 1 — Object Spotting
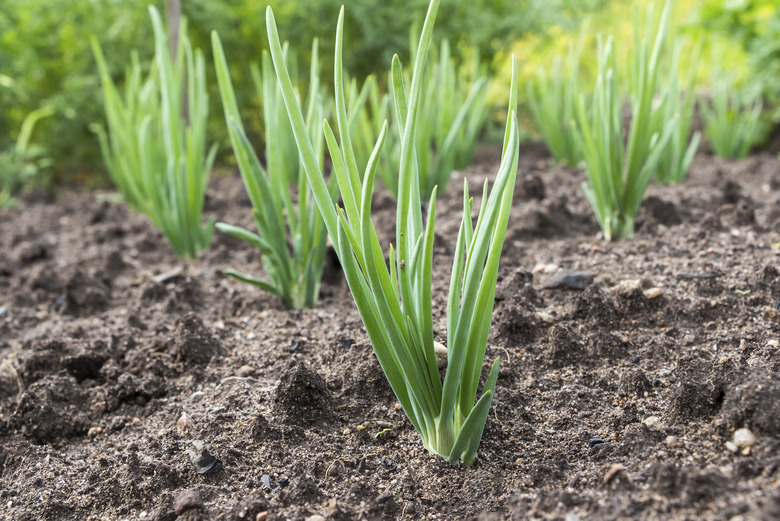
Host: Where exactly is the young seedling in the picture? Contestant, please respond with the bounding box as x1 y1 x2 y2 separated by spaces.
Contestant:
350 38 490 200
526 31 587 168
348 74 399 195
700 75 765 159
266 0 519 465
573 0 677 241
0 106 54 208
655 40 701 184
212 35 337 309
92 6 216 259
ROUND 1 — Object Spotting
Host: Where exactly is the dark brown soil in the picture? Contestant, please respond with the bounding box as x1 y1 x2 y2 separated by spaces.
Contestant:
1 144 779 520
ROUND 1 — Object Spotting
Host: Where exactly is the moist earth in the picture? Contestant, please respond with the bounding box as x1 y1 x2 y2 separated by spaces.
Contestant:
0 143 779 520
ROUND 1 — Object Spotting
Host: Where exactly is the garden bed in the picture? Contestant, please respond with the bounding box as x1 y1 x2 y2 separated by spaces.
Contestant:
1 143 779 520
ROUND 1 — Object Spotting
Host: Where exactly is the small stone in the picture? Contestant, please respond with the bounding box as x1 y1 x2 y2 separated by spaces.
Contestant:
174 490 203 516
725 441 739 453
766 339 779 348
434 341 448 368
541 270 594 290
305 516 326 521
87 426 103 438
603 463 625 484
643 287 663 299
338 337 355 349
588 438 605 447
0 307 7 318
177 411 195 433
236 365 256 377
767 301 780 318
534 311 556 323
260 474 272 488
532 263 559 276
733 427 756 449
188 440 223 474
643 416 662 431
665 435 679 448
615 279 641 296
256 513 269 521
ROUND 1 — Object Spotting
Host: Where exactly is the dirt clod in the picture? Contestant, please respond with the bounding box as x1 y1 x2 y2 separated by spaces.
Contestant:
11 375 91 442
721 369 780 436
173 490 203 515
169 313 221 367
64 269 111 315
272 362 335 428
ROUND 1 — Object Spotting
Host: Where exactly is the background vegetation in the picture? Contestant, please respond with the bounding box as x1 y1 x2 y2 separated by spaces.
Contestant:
0 0 778 201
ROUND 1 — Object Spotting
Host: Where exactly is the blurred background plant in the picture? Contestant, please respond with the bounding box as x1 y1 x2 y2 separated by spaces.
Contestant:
351 39 491 199
0 0 160 185
700 74 766 159
525 30 587 168
92 6 216 259
691 0 780 124
0 107 54 208
1 0 778 198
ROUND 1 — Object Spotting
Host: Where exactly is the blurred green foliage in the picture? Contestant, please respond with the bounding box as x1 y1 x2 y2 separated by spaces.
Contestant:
0 0 162 185
2 0 777 196
0 0 603 191
691 0 780 121
0 107 54 207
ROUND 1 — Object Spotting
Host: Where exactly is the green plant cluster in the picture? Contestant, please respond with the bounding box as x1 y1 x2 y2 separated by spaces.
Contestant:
527 0 743 240
700 75 764 160
0 0 603 192
572 0 694 241
0 0 163 185
92 7 216 259
692 0 780 123
213 35 336 309
264 0 519 465
349 39 490 200
0 107 54 208
526 32 587 168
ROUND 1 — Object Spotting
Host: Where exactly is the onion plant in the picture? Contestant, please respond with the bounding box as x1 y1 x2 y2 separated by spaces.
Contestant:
249 47 316 185
700 75 764 160
655 40 701 184
212 35 336 309
573 0 677 241
419 39 491 193
92 6 216 259
348 74 399 195
526 35 586 168
267 0 519 465
349 39 490 200
0 106 54 208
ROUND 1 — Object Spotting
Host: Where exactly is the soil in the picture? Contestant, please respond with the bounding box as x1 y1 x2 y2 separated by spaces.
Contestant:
1 143 779 521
